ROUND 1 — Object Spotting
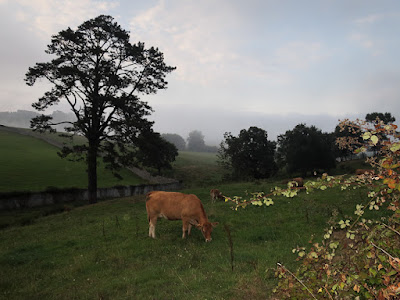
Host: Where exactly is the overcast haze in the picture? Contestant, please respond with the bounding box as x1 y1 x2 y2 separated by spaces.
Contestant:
1 0 400 145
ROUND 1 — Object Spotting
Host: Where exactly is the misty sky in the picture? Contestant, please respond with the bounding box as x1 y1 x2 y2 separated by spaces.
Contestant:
1 0 400 145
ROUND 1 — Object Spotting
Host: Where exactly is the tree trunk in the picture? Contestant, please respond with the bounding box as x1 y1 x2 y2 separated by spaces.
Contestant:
87 140 98 204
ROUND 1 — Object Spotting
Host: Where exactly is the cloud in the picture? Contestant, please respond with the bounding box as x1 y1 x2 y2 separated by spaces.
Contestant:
130 0 242 85
353 14 384 25
9 0 119 40
274 41 325 69
349 32 374 49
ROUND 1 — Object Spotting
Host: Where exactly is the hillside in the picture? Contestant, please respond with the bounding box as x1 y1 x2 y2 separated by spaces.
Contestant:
0 128 146 193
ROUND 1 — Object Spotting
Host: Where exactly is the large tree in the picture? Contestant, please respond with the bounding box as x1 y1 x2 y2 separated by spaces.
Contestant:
218 126 277 179
25 15 175 203
277 124 335 176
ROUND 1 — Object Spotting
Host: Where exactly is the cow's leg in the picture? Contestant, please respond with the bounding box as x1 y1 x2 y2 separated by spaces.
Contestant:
187 223 192 236
149 216 157 239
182 218 190 239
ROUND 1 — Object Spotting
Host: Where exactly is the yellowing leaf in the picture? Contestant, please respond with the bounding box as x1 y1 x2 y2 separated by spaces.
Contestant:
390 142 400 152
362 132 372 140
370 135 379 145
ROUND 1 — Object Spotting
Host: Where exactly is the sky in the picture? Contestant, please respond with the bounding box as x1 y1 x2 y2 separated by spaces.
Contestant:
1 0 400 145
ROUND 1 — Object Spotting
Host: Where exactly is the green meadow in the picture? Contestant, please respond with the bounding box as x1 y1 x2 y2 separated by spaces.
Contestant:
1 183 386 299
0 127 386 299
0 129 145 193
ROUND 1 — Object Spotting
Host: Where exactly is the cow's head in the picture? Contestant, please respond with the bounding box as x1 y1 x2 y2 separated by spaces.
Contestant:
197 222 218 242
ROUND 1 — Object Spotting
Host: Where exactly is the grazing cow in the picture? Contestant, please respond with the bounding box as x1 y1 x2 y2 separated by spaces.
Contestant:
210 189 223 202
284 177 304 187
355 169 375 175
146 191 218 242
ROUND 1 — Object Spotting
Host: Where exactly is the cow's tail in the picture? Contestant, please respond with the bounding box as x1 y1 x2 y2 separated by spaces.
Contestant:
145 191 156 202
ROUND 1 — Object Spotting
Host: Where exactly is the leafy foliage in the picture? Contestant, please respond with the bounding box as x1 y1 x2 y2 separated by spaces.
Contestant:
277 124 336 176
218 126 277 180
137 130 178 175
366 112 396 125
187 130 206 151
333 121 363 161
162 133 186 150
25 15 175 203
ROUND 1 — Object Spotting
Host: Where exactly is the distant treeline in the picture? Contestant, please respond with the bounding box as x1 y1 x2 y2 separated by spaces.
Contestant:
0 110 75 132
162 130 218 153
0 110 217 153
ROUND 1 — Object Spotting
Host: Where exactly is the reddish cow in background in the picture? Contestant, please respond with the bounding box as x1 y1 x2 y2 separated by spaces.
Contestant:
146 191 218 242
210 189 223 203
355 169 375 175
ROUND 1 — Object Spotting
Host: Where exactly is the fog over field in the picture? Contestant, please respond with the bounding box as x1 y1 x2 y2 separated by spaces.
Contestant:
1 0 400 145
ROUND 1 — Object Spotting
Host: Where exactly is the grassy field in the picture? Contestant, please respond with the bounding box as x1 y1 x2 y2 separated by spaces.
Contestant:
0 181 389 299
170 151 226 187
0 127 386 298
0 129 145 193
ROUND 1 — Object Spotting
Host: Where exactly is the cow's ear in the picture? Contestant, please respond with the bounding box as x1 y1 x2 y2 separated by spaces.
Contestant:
211 222 219 227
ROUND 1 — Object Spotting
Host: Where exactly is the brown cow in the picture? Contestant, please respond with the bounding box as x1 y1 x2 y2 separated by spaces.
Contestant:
355 169 375 175
283 177 304 187
291 177 304 187
210 189 223 202
146 191 218 242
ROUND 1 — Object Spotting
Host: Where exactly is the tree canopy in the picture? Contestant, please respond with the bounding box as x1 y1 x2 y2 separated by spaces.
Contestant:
365 112 396 124
277 124 336 176
25 15 176 203
161 133 186 151
187 130 206 152
218 126 277 179
137 131 178 175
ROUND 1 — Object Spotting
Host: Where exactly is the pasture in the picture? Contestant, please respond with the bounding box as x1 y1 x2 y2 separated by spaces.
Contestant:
0 126 387 298
171 151 226 187
0 182 387 299
0 129 145 193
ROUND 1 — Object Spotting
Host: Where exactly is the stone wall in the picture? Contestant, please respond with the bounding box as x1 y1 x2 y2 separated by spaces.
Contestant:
0 181 182 211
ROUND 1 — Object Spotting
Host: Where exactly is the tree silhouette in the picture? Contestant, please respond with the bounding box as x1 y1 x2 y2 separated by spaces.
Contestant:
25 15 175 203
277 124 335 176
218 126 277 179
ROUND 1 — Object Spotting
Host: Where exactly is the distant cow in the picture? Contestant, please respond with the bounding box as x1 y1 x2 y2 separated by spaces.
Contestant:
355 169 375 175
210 189 223 202
282 177 304 187
291 177 304 187
146 191 218 242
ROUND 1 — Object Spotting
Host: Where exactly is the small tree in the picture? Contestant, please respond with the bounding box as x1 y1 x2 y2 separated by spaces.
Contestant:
161 133 186 151
25 15 175 203
137 131 178 175
218 126 277 179
187 130 206 152
277 124 336 176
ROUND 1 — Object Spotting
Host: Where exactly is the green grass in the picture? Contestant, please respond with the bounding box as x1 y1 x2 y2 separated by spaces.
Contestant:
0 182 389 299
170 151 226 187
0 130 145 193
